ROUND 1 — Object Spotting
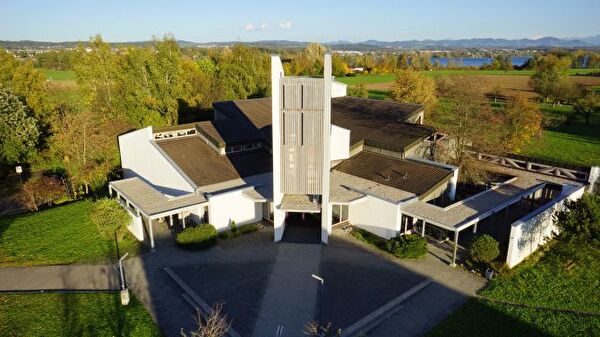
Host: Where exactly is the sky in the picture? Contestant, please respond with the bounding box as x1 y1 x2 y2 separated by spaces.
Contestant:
1 0 599 42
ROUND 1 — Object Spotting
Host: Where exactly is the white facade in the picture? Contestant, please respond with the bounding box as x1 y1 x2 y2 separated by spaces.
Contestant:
207 188 263 231
330 125 350 162
506 184 585 268
119 127 195 195
332 81 347 98
348 196 400 239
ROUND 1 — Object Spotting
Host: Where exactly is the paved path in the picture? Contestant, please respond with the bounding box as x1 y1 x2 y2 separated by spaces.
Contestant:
250 242 322 337
0 264 120 291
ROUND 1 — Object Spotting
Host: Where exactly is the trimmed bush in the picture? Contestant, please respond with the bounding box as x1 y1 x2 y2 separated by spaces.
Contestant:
384 234 427 258
90 198 130 241
176 224 217 250
469 234 500 264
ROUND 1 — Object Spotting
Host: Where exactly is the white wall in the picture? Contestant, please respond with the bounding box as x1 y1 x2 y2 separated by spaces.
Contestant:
124 208 144 241
332 81 347 98
271 55 286 241
208 188 262 232
349 195 399 239
330 124 350 162
119 127 195 196
506 185 585 268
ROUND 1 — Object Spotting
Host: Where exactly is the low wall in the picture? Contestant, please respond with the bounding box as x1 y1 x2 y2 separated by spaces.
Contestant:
505 184 585 268
125 208 144 241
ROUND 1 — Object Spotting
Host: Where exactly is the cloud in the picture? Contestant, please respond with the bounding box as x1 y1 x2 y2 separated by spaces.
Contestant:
278 21 292 29
244 23 256 31
260 23 268 30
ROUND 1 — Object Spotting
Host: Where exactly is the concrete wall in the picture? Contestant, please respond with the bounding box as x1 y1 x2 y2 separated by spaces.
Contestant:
119 127 195 196
207 188 262 231
349 195 399 239
332 81 347 98
124 207 144 241
506 184 585 268
330 124 350 162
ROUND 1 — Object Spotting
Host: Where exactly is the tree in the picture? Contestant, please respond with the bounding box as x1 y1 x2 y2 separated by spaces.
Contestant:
397 53 410 70
0 88 40 165
23 174 67 211
181 303 231 337
389 69 437 113
73 35 119 115
348 83 369 98
49 108 122 196
555 193 600 248
331 54 349 78
498 94 543 153
469 234 500 265
90 198 131 241
530 55 571 103
490 84 503 103
574 91 600 125
432 76 497 165
10 61 51 119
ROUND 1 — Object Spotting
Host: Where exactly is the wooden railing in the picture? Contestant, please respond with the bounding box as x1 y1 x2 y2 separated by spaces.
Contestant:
467 150 591 182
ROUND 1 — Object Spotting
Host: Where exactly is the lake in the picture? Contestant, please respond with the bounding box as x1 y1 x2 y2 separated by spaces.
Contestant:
431 56 531 67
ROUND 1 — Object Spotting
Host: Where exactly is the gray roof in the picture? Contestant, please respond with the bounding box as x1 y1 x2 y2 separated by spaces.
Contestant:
401 177 546 231
109 177 206 217
330 170 416 203
279 194 321 212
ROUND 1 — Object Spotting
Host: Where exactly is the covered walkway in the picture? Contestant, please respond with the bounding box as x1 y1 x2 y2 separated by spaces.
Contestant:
109 177 208 250
401 176 560 266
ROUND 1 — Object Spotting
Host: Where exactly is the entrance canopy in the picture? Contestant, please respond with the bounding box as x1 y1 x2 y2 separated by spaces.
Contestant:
109 177 207 219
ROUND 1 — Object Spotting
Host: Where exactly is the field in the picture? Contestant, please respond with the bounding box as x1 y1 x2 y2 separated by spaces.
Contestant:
338 71 600 167
0 200 143 267
42 69 76 81
0 292 161 337
427 244 600 337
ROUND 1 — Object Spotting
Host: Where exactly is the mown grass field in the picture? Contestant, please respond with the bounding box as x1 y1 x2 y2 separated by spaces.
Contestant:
42 69 76 81
0 292 161 337
521 104 600 167
427 243 600 337
0 200 143 267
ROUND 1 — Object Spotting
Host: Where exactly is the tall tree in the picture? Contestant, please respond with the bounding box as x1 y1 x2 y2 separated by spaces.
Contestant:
0 88 40 165
498 94 543 153
390 69 438 113
530 54 571 102
432 76 497 165
397 53 410 70
574 91 600 125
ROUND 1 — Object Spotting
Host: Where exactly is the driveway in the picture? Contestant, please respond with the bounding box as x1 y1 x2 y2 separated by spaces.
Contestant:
122 225 485 337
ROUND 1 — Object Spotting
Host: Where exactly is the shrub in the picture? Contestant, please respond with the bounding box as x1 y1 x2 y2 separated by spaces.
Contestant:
90 198 130 241
176 224 217 250
384 234 427 258
350 227 387 249
230 220 237 233
469 234 500 264
555 193 600 247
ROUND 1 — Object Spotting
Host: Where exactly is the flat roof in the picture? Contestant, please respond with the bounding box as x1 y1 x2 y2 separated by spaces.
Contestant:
330 170 415 203
196 119 264 148
213 97 434 150
333 152 453 197
156 135 272 188
279 194 321 212
401 177 546 231
109 177 206 216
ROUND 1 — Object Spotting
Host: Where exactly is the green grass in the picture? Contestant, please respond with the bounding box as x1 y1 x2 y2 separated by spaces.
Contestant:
0 292 161 337
337 69 600 85
42 69 76 81
520 104 600 167
0 200 143 267
426 244 600 337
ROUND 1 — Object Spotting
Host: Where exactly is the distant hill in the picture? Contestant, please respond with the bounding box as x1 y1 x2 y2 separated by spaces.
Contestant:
1 36 598 51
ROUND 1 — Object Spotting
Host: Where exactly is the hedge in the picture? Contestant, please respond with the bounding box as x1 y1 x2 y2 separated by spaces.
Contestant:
175 224 217 250
384 234 428 258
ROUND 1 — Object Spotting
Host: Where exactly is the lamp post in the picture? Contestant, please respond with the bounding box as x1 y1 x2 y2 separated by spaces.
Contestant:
312 274 324 325
119 253 129 305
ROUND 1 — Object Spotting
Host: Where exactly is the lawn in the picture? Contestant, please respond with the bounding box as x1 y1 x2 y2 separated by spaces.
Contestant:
0 292 161 337
521 104 600 167
42 68 76 81
0 200 143 267
426 244 600 337
336 69 600 85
